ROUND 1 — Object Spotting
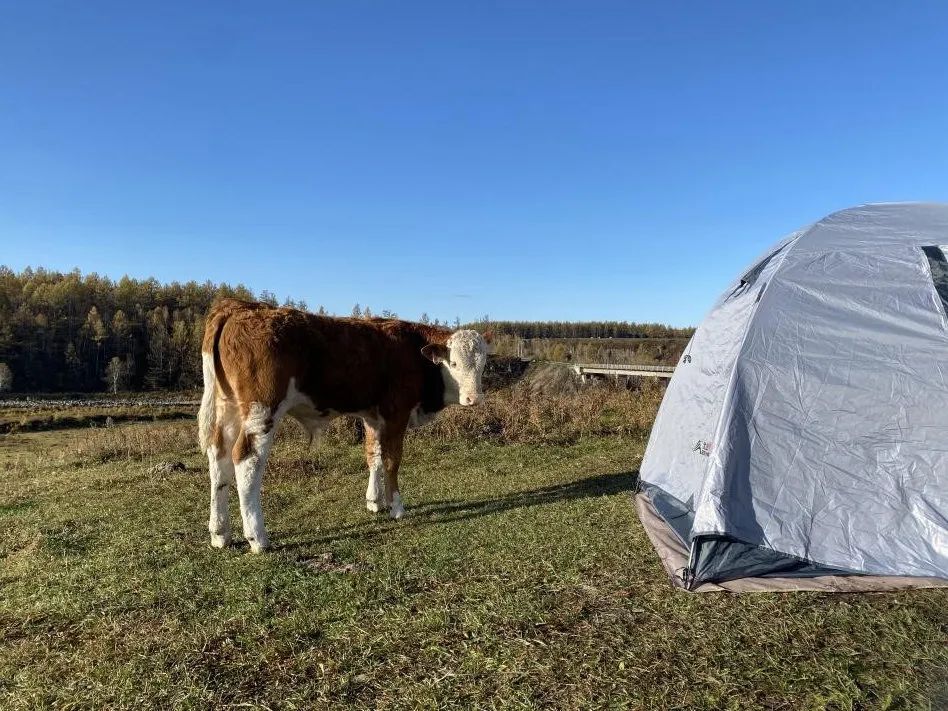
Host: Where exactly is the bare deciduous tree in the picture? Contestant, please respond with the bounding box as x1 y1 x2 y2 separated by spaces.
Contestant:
104 356 128 394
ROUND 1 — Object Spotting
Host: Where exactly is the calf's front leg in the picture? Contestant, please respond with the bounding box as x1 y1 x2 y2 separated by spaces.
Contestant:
381 417 408 520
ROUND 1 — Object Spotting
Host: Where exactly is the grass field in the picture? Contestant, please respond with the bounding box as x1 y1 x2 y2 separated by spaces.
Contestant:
1 380 946 709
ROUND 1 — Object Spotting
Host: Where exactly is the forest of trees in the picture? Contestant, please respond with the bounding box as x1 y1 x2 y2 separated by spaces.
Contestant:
0 267 692 393
0 267 308 393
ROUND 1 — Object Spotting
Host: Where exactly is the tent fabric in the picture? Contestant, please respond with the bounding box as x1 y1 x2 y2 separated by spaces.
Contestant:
638 203 948 591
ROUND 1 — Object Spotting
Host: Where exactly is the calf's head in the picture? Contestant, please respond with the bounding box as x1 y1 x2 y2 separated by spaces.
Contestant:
422 330 493 406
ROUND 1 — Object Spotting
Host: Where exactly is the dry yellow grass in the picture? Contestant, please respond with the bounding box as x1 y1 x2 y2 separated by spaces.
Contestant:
66 421 199 463
421 367 664 445
66 367 664 464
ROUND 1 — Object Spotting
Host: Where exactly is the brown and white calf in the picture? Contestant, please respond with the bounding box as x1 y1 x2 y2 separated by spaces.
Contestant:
197 299 491 552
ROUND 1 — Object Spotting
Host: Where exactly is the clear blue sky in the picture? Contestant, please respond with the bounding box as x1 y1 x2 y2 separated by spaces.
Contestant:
2 2 947 326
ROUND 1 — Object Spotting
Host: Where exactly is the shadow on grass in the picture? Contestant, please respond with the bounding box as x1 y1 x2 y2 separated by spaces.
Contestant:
282 470 639 550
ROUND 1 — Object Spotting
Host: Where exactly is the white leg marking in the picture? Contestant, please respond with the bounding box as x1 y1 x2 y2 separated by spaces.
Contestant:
235 403 274 553
208 444 235 547
389 491 405 520
365 433 386 513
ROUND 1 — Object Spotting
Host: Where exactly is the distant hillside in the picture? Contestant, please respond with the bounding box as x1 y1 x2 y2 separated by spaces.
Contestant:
489 336 689 366
465 320 694 367
463 319 693 340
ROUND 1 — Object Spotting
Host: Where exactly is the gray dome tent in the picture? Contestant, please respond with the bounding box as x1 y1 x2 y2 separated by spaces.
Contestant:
637 203 948 592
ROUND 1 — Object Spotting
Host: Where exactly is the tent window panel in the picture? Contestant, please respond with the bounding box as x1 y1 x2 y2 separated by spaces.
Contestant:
739 251 777 289
726 240 793 302
921 246 948 319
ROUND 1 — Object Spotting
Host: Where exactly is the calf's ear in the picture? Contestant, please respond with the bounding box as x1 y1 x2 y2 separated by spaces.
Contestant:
421 343 450 364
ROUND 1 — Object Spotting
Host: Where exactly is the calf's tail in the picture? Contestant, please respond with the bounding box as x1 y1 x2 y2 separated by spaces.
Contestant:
197 310 227 451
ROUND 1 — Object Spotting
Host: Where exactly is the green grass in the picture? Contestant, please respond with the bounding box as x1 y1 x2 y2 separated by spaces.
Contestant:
0 420 946 709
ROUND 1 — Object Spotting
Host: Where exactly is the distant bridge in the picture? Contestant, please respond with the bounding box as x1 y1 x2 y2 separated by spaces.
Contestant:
568 362 676 381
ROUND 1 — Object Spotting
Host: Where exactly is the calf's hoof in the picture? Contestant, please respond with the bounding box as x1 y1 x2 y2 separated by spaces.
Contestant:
247 536 269 554
390 493 405 520
210 532 231 548
366 499 384 513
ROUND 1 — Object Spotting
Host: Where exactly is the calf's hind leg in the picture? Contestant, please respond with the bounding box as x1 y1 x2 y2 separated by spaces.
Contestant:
233 404 277 553
364 421 387 513
207 406 239 547
208 442 236 548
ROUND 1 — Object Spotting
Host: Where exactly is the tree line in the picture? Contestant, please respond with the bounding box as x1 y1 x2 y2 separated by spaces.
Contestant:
462 319 693 340
0 266 691 393
0 267 458 393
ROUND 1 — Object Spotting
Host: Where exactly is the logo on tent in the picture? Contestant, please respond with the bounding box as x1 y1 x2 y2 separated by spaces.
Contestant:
692 440 712 457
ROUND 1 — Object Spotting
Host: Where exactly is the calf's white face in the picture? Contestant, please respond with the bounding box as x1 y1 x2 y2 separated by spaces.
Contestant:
422 329 492 406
